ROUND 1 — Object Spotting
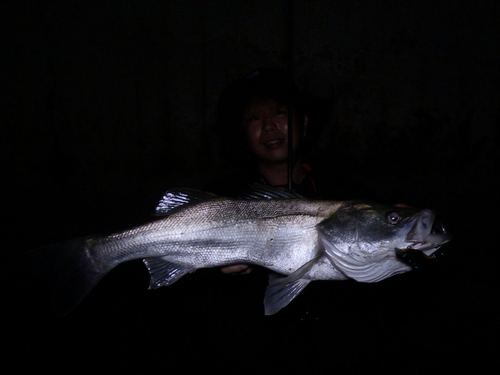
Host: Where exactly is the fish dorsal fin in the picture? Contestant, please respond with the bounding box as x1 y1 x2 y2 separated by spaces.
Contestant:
238 183 304 200
143 257 197 289
264 255 319 315
154 188 218 216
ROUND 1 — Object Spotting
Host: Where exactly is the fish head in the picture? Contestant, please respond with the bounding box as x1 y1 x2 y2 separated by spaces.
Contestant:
318 202 451 283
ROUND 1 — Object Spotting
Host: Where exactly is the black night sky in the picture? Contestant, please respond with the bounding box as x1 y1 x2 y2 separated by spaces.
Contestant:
2 1 497 374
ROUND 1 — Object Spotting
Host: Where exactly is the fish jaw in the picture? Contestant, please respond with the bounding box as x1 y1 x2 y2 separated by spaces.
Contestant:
401 210 451 255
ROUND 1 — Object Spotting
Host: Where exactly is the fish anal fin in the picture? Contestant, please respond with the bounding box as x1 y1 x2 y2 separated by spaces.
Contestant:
143 257 196 289
264 256 319 315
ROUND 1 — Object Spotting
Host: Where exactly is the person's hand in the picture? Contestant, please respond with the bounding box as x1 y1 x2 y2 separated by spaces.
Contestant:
220 264 253 274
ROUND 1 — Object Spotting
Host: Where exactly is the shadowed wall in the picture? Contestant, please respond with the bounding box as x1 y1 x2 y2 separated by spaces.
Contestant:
4 1 496 219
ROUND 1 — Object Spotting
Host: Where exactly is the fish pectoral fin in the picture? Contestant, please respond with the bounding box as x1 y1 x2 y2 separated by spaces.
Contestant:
264 256 319 315
143 257 196 289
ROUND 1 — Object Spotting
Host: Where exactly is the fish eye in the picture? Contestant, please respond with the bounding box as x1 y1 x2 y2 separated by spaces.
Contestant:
387 211 401 224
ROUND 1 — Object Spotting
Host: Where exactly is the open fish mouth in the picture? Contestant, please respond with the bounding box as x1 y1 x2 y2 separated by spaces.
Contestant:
397 211 451 268
404 210 451 252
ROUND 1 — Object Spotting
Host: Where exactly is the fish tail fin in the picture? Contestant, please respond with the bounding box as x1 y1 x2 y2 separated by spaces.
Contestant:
27 237 108 316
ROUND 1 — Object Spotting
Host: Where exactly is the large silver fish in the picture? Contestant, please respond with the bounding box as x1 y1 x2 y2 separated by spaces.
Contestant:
31 187 450 315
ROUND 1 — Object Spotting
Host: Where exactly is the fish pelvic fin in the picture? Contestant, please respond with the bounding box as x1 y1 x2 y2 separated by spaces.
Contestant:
143 257 197 289
264 256 319 315
28 237 108 316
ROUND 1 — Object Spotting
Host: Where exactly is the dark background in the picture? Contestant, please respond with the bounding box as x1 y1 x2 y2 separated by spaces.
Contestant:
2 1 497 374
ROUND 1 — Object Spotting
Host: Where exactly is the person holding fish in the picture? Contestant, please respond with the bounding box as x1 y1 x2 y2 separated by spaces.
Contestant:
209 67 332 274
24 68 449 317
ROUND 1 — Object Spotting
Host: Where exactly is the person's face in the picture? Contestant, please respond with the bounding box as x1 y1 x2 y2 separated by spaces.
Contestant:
241 95 307 164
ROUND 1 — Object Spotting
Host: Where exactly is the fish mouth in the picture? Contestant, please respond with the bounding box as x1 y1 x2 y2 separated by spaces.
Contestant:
397 210 451 267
